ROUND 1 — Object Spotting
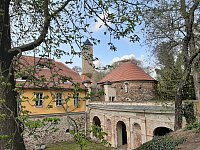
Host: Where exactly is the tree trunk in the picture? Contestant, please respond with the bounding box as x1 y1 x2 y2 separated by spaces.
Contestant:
0 1 25 150
193 70 200 100
174 90 183 130
174 32 190 130
191 50 200 100
190 33 200 100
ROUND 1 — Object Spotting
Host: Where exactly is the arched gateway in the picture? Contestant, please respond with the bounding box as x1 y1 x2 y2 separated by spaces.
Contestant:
154 127 173 136
93 116 101 127
116 121 127 147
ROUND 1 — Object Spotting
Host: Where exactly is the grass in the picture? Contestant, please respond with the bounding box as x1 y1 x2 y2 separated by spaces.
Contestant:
46 140 112 150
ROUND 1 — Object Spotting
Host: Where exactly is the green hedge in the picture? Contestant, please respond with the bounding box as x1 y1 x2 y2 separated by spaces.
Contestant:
134 136 186 150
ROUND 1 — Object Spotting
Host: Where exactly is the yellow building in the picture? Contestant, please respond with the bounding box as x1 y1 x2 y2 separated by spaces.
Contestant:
16 56 87 115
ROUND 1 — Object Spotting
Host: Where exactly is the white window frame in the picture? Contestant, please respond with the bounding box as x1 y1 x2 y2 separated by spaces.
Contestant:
35 92 43 107
55 93 62 106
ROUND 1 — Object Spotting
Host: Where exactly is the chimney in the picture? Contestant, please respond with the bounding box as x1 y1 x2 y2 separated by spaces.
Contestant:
82 39 93 78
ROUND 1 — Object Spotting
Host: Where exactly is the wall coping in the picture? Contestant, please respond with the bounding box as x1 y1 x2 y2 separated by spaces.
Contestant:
88 103 174 114
88 101 174 106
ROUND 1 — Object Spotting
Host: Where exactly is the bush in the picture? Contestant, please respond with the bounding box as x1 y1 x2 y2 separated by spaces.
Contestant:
134 136 186 150
186 122 200 132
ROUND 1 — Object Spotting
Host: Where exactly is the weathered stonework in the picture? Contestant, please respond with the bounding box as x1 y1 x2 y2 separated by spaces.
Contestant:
88 102 180 150
112 81 157 101
82 40 93 76
96 80 157 102
24 112 86 150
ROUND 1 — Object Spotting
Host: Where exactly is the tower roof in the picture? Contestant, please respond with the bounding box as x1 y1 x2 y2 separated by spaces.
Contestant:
98 61 156 84
83 39 93 46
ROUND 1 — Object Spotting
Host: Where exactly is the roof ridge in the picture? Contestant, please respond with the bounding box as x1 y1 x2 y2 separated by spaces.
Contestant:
98 61 155 83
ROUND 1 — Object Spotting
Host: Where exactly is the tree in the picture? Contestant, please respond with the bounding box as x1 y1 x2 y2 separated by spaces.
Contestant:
155 42 195 101
139 0 200 130
0 1 141 149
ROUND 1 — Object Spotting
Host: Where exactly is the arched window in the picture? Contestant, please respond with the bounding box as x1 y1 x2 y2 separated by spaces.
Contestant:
93 116 101 127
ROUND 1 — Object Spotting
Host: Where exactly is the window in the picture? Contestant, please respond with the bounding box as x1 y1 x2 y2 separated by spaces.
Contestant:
109 96 115 102
124 82 129 93
21 76 28 80
74 93 80 107
66 129 70 133
111 96 115 102
35 92 43 107
36 63 50 69
55 93 62 106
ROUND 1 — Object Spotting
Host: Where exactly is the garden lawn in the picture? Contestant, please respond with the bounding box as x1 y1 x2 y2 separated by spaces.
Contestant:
46 140 112 150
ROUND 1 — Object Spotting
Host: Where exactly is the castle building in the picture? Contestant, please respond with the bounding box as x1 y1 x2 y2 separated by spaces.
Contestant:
98 59 157 102
83 42 176 150
19 39 185 150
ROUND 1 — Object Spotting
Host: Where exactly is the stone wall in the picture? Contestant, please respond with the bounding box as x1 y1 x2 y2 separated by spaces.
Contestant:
24 112 86 150
113 80 157 101
88 102 175 150
96 80 157 102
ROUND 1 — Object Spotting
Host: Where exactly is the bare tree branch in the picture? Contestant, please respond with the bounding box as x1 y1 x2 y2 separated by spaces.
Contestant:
8 0 72 54
189 48 200 65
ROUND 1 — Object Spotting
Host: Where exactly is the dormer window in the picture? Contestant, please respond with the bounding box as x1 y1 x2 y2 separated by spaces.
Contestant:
21 76 28 80
124 82 129 93
36 63 50 69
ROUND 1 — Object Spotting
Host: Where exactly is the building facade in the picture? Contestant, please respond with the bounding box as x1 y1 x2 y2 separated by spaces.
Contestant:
17 55 87 115
89 102 175 150
97 60 157 102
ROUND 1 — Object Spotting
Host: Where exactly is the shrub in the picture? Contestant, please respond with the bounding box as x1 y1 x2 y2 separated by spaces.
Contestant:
186 122 200 132
134 136 186 150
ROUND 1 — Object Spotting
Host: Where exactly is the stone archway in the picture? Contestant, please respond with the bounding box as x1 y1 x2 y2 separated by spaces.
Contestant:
153 127 173 136
116 121 127 147
133 123 142 148
93 116 101 127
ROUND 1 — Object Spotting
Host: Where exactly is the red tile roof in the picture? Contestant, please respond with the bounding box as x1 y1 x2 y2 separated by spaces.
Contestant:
17 56 85 89
16 80 86 89
98 61 156 84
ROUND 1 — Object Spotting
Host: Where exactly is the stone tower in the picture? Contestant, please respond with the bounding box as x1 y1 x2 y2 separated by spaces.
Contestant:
82 39 93 78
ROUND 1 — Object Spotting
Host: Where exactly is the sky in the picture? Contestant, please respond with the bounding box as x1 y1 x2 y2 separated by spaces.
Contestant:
59 22 156 70
25 13 157 78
